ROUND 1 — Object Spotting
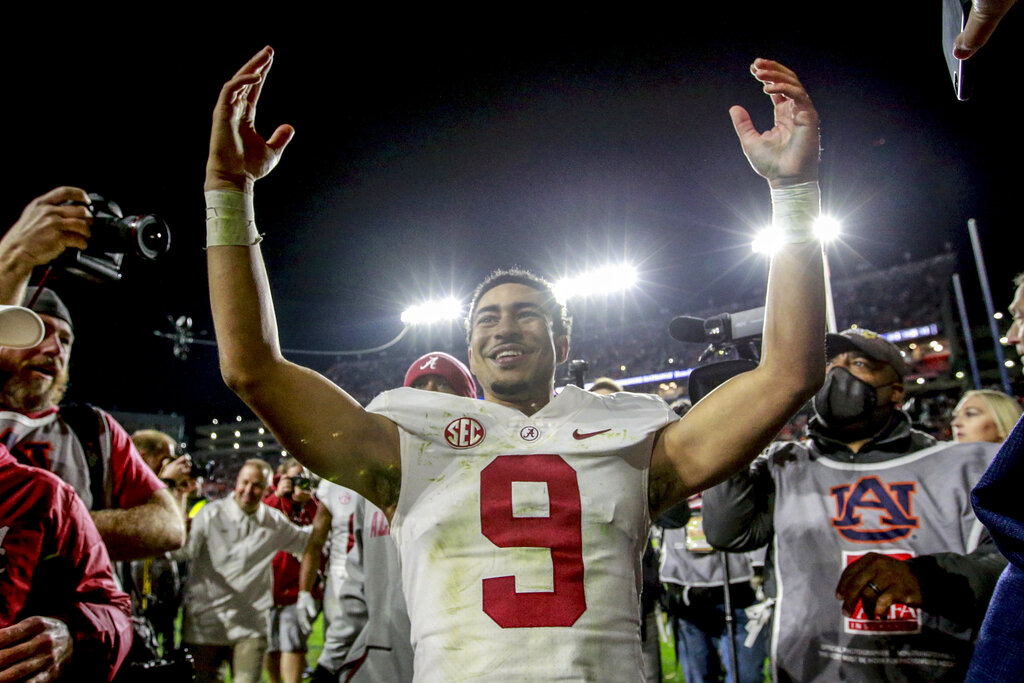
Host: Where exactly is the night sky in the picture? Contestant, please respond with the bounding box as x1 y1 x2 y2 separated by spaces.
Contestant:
3 9 1020 425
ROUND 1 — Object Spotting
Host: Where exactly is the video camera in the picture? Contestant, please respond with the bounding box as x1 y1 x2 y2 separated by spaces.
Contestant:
669 306 765 403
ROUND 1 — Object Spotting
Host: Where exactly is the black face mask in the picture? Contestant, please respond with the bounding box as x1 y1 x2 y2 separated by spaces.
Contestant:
813 367 880 430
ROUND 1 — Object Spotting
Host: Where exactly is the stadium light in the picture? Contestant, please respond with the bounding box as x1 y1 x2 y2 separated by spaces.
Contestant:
753 215 843 333
752 215 842 255
553 264 638 303
813 215 842 242
750 226 782 255
400 297 463 325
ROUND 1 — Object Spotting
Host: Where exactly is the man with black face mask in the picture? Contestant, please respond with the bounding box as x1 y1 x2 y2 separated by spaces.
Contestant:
702 328 1005 682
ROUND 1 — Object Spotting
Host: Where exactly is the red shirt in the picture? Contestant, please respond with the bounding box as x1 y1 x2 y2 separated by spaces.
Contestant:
0 445 132 681
0 406 164 511
263 493 320 604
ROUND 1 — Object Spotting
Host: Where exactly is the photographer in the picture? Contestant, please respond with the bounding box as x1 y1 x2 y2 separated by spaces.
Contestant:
0 188 184 561
0 305 132 682
128 430 194 656
133 429 195 520
262 460 319 683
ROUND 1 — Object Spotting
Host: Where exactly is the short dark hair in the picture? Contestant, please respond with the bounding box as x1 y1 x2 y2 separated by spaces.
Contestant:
465 268 572 343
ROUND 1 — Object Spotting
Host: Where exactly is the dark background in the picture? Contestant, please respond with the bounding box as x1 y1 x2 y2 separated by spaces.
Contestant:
3 8 1020 424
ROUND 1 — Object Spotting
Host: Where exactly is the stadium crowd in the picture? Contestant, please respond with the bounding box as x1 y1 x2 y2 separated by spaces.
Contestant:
3 8 1024 681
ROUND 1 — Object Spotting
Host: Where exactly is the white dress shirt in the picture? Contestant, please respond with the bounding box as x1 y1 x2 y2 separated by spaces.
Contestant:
181 496 312 644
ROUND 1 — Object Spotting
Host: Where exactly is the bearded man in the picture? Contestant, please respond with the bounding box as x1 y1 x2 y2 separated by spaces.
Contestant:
0 194 184 559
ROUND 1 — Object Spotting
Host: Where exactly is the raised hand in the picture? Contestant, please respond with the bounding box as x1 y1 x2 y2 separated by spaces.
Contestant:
1 187 91 266
206 46 295 193
158 454 192 488
730 59 819 189
0 187 92 305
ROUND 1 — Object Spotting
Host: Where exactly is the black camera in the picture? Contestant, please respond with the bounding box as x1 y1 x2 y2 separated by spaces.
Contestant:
669 306 765 403
192 458 217 481
59 193 171 281
290 475 312 491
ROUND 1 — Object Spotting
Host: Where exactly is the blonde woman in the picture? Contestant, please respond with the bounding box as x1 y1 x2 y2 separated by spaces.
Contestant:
951 389 1022 443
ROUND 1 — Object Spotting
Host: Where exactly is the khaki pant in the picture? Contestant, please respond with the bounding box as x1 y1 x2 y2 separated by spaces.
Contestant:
188 638 267 683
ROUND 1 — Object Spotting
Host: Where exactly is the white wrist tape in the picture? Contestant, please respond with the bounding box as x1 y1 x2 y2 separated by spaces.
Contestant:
770 181 820 244
205 190 261 247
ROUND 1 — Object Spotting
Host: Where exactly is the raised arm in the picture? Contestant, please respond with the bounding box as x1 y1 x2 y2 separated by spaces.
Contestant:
649 59 825 514
204 48 400 509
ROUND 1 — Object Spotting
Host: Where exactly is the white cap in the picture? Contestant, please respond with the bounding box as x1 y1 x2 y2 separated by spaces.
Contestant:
0 305 45 348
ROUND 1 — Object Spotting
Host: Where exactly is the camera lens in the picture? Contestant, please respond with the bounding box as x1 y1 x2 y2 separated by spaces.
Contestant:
131 214 172 260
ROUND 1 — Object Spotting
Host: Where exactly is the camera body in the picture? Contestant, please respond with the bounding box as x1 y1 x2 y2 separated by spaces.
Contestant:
59 193 171 281
192 458 217 481
669 307 765 403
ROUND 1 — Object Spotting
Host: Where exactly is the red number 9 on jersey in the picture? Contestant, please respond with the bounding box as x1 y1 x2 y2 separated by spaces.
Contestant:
479 453 587 628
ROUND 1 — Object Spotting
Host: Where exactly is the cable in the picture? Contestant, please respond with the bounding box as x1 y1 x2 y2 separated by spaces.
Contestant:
154 324 410 357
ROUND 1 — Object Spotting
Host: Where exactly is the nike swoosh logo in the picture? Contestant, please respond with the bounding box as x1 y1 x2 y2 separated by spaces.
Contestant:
573 428 611 440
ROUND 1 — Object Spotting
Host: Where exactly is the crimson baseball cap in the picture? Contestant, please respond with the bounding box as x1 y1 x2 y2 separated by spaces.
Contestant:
404 351 477 398
825 328 908 378
0 305 45 348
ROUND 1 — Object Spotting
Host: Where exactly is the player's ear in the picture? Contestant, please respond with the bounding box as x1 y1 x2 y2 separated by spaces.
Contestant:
555 335 570 365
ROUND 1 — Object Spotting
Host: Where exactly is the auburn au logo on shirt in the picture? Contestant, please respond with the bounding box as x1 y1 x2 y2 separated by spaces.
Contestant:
829 476 919 542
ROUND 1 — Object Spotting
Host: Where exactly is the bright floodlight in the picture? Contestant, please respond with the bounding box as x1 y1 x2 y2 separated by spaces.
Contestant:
553 264 638 303
813 215 842 242
751 226 783 255
753 216 841 255
401 297 463 325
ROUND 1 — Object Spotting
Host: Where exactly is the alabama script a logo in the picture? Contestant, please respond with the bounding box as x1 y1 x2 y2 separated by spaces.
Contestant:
830 476 919 542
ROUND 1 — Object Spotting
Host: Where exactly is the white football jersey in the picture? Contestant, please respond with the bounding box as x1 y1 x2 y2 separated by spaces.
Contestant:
315 480 361 585
367 385 677 682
